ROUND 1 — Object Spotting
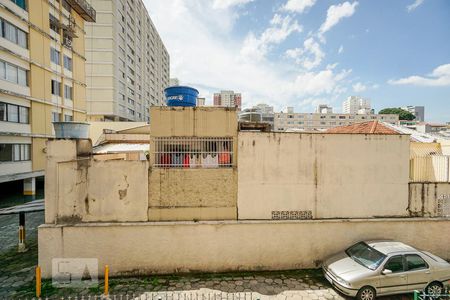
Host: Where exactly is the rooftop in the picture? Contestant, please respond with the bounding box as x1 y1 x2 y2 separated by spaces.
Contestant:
366 241 417 255
326 121 399 134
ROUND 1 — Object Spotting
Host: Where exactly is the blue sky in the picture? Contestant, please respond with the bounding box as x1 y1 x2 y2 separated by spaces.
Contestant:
144 0 450 122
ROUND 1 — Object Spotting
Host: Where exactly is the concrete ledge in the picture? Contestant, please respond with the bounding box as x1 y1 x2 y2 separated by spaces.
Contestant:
38 218 450 278
148 207 237 221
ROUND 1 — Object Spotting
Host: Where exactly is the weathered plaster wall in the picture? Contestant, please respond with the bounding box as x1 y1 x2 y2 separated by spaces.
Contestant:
38 218 450 277
237 132 410 219
409 183 450 217
148 168 237 221
150 106 238 138
46 140 148 223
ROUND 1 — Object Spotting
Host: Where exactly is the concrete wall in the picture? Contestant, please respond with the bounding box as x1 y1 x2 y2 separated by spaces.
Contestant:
148 107 239 221
149 169 237 221
409 183 450 217
238 132 410 219
150 107 238 138
38 218 450 277
45 140 148 223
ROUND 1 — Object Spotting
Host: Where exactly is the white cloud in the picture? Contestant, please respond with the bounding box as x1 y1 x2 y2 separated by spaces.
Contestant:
144 0 351 110
281 0 316 13
352 82 366 92
212 0 254 9
338 45 344 54
319 2 359 35
388 64 450 87
293 68 351 96
407 0 424 12
241 14 302 61
285 37 324 70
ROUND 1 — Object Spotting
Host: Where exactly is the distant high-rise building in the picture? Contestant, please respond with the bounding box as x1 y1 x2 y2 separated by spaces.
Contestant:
343 96 371 114
283 107 294 114
316 104 333 114
402 106 425 122
196 97 206 106
213 91 241 110
85 0 170 122
170 78 180 86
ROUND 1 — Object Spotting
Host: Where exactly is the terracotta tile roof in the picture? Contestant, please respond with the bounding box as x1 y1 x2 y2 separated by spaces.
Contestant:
326 121 400 134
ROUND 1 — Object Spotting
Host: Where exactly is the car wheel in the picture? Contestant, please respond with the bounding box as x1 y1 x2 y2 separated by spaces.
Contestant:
356 286 376 300
425 282 443 299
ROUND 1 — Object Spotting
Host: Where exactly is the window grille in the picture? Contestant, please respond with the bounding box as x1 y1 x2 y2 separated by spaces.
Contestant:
153 137 233 168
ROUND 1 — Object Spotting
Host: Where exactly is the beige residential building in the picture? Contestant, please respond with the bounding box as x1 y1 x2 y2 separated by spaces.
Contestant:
274 112 399 131
85 0 170 122
0 0 95 193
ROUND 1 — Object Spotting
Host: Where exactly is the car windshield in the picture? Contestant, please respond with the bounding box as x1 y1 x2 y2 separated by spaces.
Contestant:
345 242 387 270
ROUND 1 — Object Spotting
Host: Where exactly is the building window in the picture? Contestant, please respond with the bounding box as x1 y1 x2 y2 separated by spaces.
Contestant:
62 0 71 12
128 98 134 105
0 60 27 86
0 101 29 123
11 0 27 10
64 114 73 121
49 14 59 33
153 137 234 168
128 108 135 115
0 144 30 162
64 85 72 100
50 47 60 64
52 112 60 122
51 80 61 96
63 55 72 71
1 18 27 48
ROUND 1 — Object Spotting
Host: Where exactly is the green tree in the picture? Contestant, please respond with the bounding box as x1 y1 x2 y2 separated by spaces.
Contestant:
379 108 416 120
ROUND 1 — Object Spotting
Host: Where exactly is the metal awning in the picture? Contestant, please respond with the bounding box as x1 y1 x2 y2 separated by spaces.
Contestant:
0 199 44 215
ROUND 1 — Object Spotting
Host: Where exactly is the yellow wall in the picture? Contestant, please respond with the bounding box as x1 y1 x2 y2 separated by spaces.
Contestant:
27 0 88 171
150 107 238 138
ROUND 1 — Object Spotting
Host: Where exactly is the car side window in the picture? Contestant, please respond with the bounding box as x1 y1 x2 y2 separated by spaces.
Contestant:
405 254 428 271
384 255 405 273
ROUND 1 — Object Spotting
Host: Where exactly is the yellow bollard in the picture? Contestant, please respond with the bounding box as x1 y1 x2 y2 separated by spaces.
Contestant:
36 266 41 298
104 265 109 296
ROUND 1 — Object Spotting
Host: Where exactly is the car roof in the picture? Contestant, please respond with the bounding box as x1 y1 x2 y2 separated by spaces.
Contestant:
365 240 418 255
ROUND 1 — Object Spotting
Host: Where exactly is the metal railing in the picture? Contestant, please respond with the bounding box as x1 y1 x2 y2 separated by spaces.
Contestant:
152 137 233 168
414 289 450 300
66 0 96 22
2 292 267 300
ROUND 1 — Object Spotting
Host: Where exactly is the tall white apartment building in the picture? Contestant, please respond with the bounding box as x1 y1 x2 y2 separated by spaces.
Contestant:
342 96 371 114
85 0 170 122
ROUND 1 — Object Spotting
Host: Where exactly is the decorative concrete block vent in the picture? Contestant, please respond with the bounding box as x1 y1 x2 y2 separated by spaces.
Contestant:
271 210 313 220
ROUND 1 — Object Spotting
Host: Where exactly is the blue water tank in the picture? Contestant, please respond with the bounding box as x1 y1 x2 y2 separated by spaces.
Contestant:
164 86 199 107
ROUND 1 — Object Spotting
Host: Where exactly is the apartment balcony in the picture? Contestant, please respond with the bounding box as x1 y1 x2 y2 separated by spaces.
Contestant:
66 0 96 22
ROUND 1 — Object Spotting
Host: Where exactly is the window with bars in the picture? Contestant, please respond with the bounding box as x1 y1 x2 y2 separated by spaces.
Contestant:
153 137 233 168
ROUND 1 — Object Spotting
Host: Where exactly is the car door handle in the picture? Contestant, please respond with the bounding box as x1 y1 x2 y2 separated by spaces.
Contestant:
400 275 406 278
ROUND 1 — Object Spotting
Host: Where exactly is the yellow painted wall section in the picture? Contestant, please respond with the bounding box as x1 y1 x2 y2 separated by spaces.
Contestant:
72 14 85 56
148 168 238 221
38 218 450 277
32 138 47 171
238 132 410 219
150 107 238 137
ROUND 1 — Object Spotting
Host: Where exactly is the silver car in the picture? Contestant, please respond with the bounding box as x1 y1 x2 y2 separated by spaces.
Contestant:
322 240 450 300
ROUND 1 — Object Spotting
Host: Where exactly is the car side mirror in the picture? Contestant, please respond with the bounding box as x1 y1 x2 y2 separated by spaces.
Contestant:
382 269 392 275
